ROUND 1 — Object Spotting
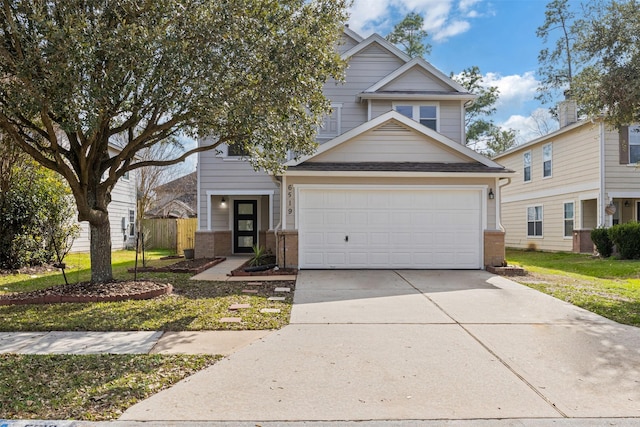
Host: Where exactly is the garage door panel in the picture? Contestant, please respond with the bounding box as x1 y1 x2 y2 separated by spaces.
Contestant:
299 188 482 269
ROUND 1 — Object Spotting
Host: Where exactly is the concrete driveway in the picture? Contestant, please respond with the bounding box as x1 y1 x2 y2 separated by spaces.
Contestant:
121 270 640 422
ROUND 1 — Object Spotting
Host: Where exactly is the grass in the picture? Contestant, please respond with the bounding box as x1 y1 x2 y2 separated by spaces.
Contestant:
507 249 640 327
0 353 220 420
0 250 294 331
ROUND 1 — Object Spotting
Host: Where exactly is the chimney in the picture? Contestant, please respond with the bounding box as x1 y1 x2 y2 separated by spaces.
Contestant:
558 90 578 128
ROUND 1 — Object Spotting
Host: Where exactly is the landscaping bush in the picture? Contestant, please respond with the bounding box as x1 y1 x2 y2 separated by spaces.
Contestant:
608 222 640 259
590 227 613 258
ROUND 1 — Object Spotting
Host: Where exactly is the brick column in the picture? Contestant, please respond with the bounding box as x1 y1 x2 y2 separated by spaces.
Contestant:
484 230 506 268
276 230 299 269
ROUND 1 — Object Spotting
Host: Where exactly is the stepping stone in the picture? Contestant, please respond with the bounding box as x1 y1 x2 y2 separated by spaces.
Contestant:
229 303 251 310
267 296 286 301
219 317 242 323
274 287 291 293
242 289 258 294
260 308 281 314
248 282 264 286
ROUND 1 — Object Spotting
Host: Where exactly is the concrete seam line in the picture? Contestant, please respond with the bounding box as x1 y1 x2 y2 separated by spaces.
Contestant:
392 270 569 419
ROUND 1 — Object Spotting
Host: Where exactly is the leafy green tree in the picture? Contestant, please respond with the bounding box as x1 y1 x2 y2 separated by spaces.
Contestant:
572 0 640 127
0 0 347 282
386 12 431 58
536 0 579 105
452 66 517 154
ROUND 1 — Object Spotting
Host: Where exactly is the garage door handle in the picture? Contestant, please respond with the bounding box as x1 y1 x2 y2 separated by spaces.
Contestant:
344 235 349 242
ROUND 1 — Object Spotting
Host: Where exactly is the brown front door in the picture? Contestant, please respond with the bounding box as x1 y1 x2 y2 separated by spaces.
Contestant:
234 200 257 253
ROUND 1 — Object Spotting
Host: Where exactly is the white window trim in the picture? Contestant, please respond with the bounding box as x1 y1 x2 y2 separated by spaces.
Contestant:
629 125 640 164
221 144 250 161
563 201 574 239
526 204 543 238
542 143 553 179
317 103 343 139
392 101 440 132
523 150 532 183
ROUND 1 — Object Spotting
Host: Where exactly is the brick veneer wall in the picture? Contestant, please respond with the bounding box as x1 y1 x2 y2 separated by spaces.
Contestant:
573 229 594 253
194 230 232 258
484 230 506 268
276 230 298 269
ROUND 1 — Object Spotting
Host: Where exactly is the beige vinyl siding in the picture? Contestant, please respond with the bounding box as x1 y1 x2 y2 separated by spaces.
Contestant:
284 175 497 230
603 125 640 194
308 122 471 163
380 67 451 92
499 123 600 201
323 44 405 135
502 194 579 252
197 143 280 231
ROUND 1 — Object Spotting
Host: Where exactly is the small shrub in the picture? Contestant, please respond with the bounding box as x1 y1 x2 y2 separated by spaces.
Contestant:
591 227 613 258
608 222 640 259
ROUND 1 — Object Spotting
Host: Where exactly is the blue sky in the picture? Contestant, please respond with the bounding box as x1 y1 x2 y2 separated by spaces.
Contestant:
348 0 562 142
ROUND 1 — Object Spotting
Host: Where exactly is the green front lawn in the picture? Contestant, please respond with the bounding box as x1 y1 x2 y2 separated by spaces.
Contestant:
0 250 294 331
507 249 640 327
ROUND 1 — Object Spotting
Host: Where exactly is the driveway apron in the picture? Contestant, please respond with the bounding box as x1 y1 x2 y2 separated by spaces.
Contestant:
121 270 640 421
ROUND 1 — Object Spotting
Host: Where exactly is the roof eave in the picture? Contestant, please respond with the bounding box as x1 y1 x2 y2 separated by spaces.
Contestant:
282 170 514 178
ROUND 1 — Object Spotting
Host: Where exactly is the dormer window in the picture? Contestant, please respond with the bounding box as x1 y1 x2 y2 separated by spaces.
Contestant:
394 103 438 131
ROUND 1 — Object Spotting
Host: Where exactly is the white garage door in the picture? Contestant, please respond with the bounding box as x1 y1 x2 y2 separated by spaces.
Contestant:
298 187 483 269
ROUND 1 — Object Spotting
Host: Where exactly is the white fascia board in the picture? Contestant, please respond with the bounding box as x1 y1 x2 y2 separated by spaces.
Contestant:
341 33 411 62
363 58 471 94
283 170 515 178
358 92 476 101
343 26 364 43
285 110 505 169
494 120 591 159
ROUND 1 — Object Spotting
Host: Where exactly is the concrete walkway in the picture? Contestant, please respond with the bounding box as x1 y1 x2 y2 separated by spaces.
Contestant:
121 270 640 422
190 256 296 282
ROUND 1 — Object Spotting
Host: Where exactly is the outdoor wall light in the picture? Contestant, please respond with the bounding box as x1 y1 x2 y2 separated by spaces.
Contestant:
221 196 227 208
625 200 630 208
488 188 495 200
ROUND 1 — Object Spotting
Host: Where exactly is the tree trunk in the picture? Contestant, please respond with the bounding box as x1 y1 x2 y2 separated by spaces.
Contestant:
90 219 113 283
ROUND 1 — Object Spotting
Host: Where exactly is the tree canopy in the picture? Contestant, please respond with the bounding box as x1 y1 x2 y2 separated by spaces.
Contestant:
572 0 640 127
0 0 348 282
386 12 431 58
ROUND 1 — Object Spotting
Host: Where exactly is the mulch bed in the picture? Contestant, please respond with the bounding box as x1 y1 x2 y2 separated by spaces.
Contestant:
127 257 226 274
0 280 172 306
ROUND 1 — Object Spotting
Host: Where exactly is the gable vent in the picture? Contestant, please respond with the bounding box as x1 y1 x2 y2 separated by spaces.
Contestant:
373 122 410 133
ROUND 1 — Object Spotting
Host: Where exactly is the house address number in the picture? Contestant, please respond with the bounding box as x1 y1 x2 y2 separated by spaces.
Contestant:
287 184 293 215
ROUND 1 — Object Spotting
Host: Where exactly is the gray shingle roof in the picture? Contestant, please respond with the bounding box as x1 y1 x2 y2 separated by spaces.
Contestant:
287 162 513 173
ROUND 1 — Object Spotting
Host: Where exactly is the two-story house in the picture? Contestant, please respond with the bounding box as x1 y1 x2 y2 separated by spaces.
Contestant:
195 27 514 269
494 98 640 253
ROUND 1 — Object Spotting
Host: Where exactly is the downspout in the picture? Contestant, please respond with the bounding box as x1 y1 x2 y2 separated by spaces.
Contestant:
599 121 606 227
270 175 282 268
497 177 511 232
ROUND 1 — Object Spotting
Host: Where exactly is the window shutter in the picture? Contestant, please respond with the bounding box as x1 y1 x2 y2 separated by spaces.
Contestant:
619 126 629 164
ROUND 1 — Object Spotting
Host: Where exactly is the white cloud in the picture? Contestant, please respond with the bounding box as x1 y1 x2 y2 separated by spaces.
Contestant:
347 0 484 42
483 71 539 112
500 108 559 144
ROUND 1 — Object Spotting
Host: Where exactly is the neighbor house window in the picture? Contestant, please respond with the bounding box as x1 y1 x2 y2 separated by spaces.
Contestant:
563 202 574 237
394 103 438 131
527 205 543 237
523 151 531 182
543 143 553 178
629 126 640 163
317 104 342 139
128 209 135 237
122 171 130 180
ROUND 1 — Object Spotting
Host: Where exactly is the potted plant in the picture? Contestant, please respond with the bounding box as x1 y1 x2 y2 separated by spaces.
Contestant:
183 237 195 260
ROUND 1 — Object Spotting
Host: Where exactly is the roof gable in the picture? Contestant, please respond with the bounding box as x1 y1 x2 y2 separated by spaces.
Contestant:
286 111 504 169
364 58 470 95
341 33 411 63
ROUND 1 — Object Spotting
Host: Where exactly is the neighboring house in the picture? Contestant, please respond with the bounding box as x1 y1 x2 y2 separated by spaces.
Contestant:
195 27 514 269
146 171 197 218
494 98 640 253
71 144 137 252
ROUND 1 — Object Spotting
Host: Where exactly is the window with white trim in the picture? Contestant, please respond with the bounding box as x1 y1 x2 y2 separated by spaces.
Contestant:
227 143 249 157
563 202 574 237
543 143 552 178
128 209 135 237
629 125 640 163
523 151 531 182
317 104 342 139
527 205 543 237
394 103 438 131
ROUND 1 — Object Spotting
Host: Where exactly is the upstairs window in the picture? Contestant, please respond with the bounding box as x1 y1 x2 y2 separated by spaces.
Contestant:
227 143 249 157
523 151 531 182
630 125 640 164
394 103 438 131
317 104 342 139
527 205 543 237
543 143 553 178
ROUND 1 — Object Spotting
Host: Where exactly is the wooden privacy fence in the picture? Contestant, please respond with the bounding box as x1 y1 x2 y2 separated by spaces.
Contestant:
141 218 197 255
